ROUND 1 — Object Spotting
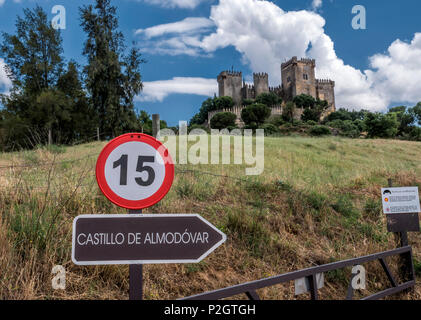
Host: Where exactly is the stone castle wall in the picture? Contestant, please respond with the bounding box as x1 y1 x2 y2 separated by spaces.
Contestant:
215 57 336 125
208 105 305 128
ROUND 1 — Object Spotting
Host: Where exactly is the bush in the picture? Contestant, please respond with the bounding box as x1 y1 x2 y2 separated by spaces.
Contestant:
260 123 279 135
255 92 282 107
306 120 317 126
326 120 361 138
210 112 237 130
309 125 331 136
268 115 285 127
241 103 271 127
364 112 399 138
188 124 209 133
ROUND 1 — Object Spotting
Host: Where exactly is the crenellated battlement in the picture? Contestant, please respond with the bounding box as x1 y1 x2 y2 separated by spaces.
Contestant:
219 70 242 77
281 56 316 69
269 85 282 91
253 72 268 79
299 57 316 65
316 79 335 85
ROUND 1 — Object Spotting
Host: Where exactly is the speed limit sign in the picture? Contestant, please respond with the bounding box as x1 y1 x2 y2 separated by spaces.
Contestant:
96 133 174 210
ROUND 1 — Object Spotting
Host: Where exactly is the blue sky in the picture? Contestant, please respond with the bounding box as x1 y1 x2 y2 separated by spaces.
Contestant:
1 0 421 126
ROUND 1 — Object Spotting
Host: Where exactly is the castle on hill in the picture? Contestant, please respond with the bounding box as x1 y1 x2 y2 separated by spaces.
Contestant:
210 56 336 126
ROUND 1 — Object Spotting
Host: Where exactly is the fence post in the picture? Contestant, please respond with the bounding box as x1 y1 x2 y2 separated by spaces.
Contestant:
97 127 100 142
48 128 52 146
152 114 160 139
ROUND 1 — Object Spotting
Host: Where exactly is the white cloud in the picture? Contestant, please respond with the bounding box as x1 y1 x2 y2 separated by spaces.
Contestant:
312 0 322 10
136 17 214 38
136 17 214 57
199 0 389 110
0 0 5 7
141 0 208 9
138 77 217 102
137 0 421 110
366 33 421 106
0 58 12 94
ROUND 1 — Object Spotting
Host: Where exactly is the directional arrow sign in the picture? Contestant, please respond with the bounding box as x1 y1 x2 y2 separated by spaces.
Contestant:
72 214 227 265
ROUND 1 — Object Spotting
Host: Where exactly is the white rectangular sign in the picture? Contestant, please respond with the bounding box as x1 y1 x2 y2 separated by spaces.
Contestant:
381 187 420 214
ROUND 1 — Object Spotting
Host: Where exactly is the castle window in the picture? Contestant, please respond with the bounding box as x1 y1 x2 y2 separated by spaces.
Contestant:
303 74 309 80
287 76 291 82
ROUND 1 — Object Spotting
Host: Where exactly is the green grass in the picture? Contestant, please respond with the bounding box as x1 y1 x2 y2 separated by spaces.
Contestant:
1 135 421 300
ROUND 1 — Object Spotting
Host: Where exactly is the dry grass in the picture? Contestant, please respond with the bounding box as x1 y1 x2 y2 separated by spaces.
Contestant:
0 136 421 300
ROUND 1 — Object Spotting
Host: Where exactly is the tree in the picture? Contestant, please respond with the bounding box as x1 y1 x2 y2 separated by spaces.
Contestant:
0 5 66 147
410 102 421 125
1 6 64 96
364 112 399 138
214 96 234 110
255 92 281 108
325 108 353 122
190 98 216 125
241 103 271 128
57 61 92 142
282 101 295 123
293 94 316 109
388 106 415 136
80 0 144 137
190 96 233 126
210 112 237 130
301 99 328 123
137 110 152 134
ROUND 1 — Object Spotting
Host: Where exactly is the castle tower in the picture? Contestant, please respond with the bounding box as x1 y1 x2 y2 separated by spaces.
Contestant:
217 70 243 105
316 79 336 114
281 57 317 100
253 73 269 97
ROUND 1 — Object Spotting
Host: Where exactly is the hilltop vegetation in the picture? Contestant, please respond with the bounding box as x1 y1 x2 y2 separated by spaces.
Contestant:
193 95 421 142
1 136 421 300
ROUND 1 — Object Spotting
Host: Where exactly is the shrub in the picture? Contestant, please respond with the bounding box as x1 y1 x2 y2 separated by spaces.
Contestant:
241 103 271 127
309 125 331 136
255 92 282 107
188 124 209 133
306 120 317 126
210 112 237 130
268 115 285 127
364 112 399 138
260 123 279 135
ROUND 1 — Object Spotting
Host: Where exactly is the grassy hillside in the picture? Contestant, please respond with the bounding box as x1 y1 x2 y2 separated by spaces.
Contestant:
1 136 421 300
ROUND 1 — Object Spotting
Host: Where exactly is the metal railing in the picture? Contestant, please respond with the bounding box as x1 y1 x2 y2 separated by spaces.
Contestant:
181 246 415 300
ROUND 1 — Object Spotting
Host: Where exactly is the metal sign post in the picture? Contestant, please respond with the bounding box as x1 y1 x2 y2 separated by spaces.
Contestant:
384 179 419 285
72 132 227 301
129 209 143 301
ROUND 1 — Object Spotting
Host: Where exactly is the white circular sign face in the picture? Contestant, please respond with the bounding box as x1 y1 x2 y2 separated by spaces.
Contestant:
104 141 166 201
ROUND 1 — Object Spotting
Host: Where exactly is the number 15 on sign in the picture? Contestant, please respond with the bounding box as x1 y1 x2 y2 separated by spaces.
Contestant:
96 133 174 210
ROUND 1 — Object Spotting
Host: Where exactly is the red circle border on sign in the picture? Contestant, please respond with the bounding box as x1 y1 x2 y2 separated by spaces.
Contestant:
96 133 174 210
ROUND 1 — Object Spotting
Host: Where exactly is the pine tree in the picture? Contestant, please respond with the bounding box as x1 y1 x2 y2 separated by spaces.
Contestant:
1 5 66 147
80 0 144 137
